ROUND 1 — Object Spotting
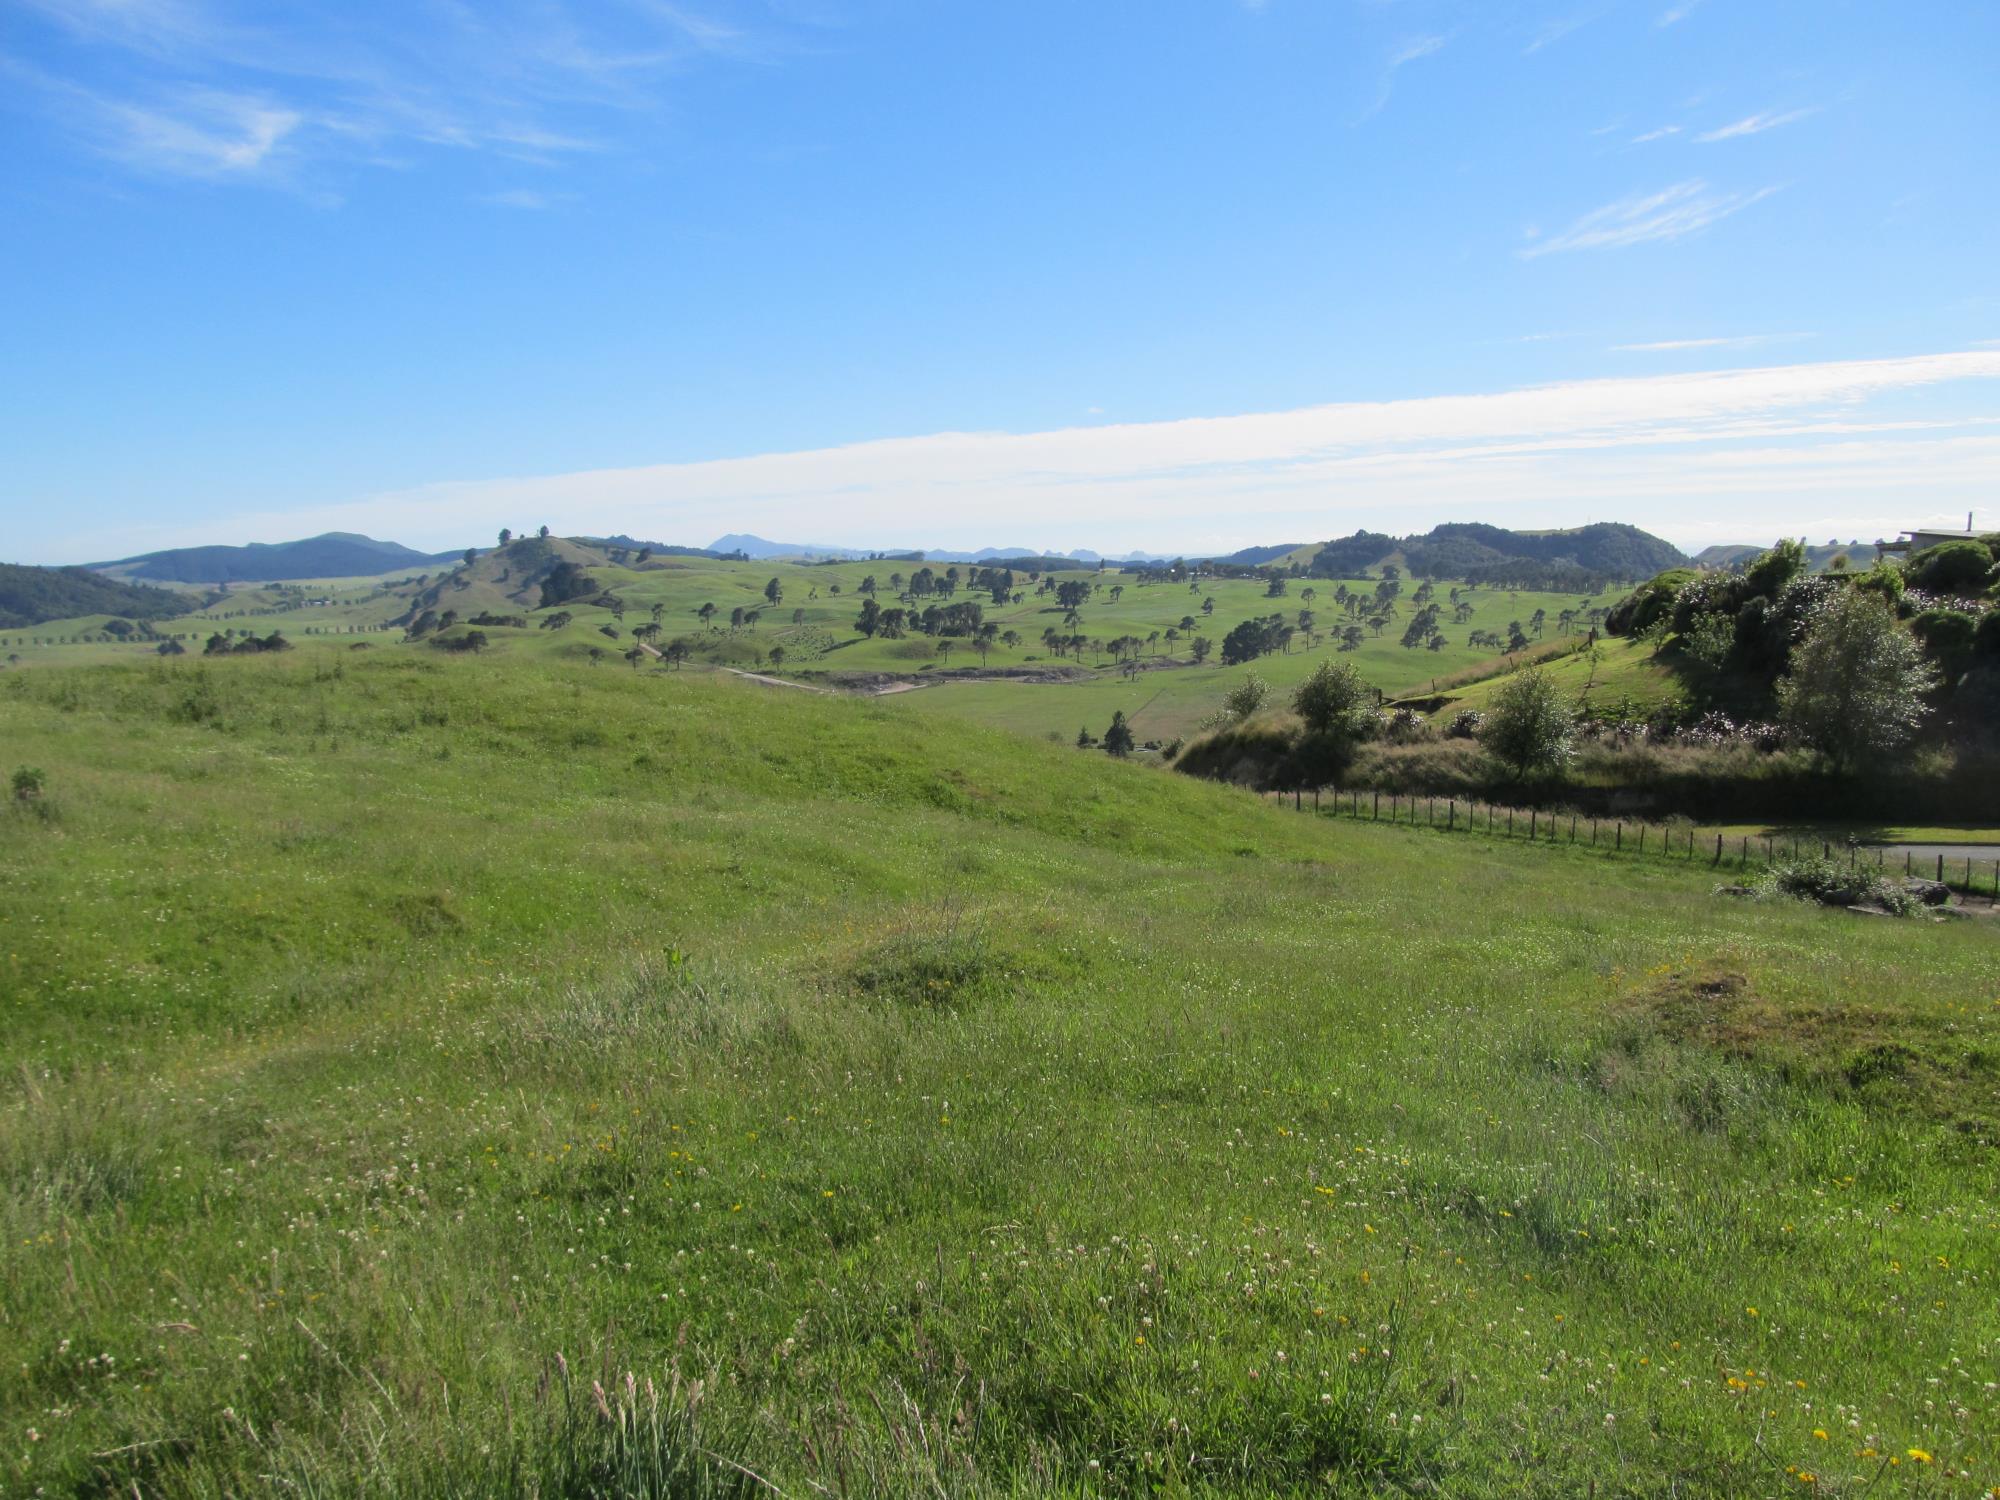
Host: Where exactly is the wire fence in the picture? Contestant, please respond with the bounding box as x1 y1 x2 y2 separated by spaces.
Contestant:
1266 784 2000 898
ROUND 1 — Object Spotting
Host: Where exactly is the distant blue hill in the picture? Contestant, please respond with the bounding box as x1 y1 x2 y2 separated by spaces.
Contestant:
1208 542 1304 567
93 532 464 583
711 534 1180 565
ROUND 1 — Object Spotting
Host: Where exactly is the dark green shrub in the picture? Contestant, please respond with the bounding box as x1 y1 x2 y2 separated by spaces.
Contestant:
1760 856 1922 916
1907 540 1996 598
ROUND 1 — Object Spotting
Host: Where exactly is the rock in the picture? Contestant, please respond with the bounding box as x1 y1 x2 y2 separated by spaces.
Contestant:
1901 877 1951 906
1712 884 1756 898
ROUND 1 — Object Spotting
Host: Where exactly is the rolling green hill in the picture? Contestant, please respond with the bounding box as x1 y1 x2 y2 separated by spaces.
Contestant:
0 561 192 628
1398 635 1688 720
92 530 460 583
1311 523 1687 585
1 651 1993 1495
4 544 1625 747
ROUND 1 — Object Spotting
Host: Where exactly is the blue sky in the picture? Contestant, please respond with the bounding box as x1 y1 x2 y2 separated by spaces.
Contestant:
3 0 1997 563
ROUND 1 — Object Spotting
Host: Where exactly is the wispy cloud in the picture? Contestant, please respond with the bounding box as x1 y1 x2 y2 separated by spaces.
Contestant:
1524 14 1597 55
11 0 775 187
1696 108 1817 143
1355 33 1449 122
1521 179 1777 257
1390 34 1449 68
1656 0 1705 26
480 188 572 210
1631 124 1681 144
69 351 2000 562
1614 334 1813 352
108 87 299 175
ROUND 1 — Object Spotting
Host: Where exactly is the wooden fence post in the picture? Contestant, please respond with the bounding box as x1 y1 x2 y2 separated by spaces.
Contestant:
1937 853 1946 883
1714 834 1723 866
1615 822 1622 851
1448 800 1456 830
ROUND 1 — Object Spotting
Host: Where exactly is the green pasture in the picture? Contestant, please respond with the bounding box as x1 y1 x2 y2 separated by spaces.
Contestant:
7 548 1622 747
1409 636 1685 721
1 651 1994 1496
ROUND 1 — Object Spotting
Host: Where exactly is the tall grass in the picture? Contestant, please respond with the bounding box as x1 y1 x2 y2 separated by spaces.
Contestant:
1 654 1995 1495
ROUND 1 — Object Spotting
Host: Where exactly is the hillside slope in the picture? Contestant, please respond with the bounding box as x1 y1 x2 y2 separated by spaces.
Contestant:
1 652 1992 1495
1312 522 1686 582
0 561 192 627
94 531 459 583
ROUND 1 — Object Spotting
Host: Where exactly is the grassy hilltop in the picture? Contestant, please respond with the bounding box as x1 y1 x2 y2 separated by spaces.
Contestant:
2 651 1995 1496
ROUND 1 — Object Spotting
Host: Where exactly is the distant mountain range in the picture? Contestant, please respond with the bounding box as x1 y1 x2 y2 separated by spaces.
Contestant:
708 534 1178 564
708 534 868 560
37 523 1690 606
581 535 739 560
93 532 465 584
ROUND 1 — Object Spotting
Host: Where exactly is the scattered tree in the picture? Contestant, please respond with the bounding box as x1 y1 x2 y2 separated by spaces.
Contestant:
1291 659 1369 738
1479 667 1576 777
1221 673 1271 722
1777 590 1937 769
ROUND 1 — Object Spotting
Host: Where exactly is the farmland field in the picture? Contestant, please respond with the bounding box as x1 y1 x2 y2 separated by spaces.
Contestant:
2 651 1995 1496
2 545 1623 746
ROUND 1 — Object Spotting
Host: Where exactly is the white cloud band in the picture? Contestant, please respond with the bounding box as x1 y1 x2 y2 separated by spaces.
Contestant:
51 351 2000 561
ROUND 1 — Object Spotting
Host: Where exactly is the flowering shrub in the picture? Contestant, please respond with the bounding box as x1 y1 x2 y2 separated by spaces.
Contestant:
1675 711 1785 753
1444 709 1484 739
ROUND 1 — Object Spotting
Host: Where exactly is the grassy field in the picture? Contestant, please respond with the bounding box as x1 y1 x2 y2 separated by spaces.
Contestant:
4 543 1623 747
2 651 1996 1497
1404 637 1686 722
